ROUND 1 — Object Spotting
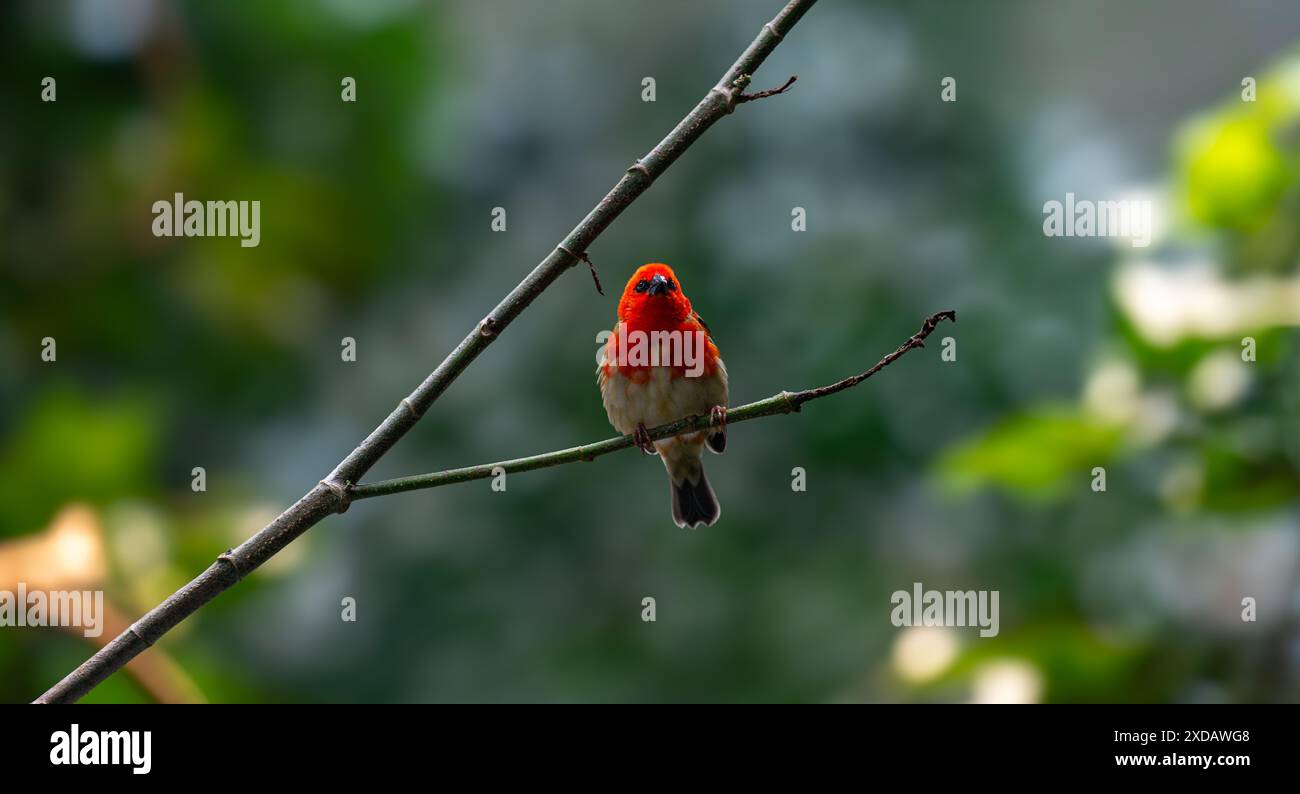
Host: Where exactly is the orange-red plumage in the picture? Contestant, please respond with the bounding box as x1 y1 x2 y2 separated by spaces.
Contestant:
603 264 723 383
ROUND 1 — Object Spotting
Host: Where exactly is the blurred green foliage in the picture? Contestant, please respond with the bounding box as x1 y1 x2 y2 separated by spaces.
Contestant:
938 409 1122 501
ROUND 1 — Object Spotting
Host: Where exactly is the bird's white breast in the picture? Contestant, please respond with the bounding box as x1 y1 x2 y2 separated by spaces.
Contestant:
598 355 728 437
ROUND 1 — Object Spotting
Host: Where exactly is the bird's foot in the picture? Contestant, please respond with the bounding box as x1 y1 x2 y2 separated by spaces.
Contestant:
705 405 728 454
633 423 657 455
709 405 728 434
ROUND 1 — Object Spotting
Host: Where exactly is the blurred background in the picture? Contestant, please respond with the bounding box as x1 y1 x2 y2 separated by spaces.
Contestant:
3 0 1300 703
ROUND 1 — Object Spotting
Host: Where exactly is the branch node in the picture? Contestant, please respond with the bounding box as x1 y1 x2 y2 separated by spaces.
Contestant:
763 22 784 40
626 161 654 182
216 550 246 581
737 74 798 104
558 244 604 295
400 397 422 420
779 390 802 413
710 85 738 114
479 316 499 338
320 479 353 514
126 623 155 648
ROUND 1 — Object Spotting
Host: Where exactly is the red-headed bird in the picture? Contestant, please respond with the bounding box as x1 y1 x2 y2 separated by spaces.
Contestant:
598 263 729 528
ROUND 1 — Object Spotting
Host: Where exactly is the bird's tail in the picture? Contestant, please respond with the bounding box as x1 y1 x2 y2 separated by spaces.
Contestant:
671 469 720 528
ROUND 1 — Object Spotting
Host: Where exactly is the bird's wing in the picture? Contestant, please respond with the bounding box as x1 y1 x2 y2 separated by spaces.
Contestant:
690 310 713 340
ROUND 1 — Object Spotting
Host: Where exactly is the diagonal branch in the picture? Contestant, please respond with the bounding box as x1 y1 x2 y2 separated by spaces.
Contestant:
33 0 820 704
350 311 955 500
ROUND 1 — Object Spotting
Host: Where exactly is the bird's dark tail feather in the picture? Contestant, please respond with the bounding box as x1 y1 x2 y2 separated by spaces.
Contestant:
671 471 720 528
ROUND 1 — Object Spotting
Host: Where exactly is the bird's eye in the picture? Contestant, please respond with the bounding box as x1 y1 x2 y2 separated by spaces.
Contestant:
667 279 677 291
634 279 650 293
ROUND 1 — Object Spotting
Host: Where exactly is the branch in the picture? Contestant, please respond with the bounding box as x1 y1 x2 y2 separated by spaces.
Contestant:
350 311 955 500
33 0 820 704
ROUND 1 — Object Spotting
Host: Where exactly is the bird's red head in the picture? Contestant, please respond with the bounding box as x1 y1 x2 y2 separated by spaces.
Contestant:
618 263 693 328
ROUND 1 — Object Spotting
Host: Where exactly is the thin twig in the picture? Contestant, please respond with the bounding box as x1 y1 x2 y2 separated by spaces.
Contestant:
738 74 798 103
32 0 820 704
558 244 603 295
350 311 954 500
580 252 603 295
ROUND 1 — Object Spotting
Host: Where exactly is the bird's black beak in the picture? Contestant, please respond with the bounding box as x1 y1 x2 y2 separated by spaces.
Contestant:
647 273 670 296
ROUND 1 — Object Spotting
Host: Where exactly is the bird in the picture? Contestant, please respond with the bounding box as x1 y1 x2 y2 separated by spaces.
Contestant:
598 263 729 528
